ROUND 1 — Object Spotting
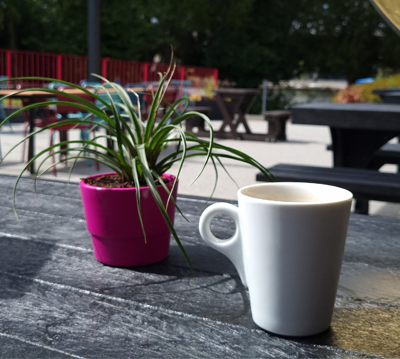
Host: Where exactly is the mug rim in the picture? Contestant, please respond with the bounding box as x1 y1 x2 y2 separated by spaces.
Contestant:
238 182 353 205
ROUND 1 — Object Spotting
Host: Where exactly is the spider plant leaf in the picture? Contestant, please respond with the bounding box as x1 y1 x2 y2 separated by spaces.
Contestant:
0 86 109 114
131 157 146 243
113 102 141 144
154 96 190 133
92 75 143 144
170 111 214 184
37 155 122 179
151 124 187 207
0 99 111 134
35 148 120 183
34 140 120 177
144 74 167 142
151 170 189 223
0 118 111 165
149 99 192 149
126 88 143 123
99 87 126 163
207 157 219 202
65 133 117 185
215 156 239 188
32 138 117 193
136 144 193 271
185 136 275 182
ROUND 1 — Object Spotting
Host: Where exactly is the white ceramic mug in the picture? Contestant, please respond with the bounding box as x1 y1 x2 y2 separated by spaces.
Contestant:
199 182 353 337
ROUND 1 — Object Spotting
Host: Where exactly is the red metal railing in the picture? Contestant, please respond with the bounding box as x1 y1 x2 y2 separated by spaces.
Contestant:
59 54 88 85
1 49 58 84
0 50 8 79
102 57 150 85
0 48 218 89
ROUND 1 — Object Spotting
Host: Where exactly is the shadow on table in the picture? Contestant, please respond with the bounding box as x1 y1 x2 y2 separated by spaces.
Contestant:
0 235 55 299
120 243 253 327
128 242 240 278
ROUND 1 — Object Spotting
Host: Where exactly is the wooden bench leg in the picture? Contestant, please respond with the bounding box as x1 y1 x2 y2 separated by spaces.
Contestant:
264 113 290 142
354 199 369 215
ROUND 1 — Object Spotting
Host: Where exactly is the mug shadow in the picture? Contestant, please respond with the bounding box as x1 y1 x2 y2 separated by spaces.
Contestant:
109 243 253 326
126 242 240 279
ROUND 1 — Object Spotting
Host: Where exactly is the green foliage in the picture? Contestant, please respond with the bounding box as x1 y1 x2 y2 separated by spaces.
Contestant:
288 0 400 84
1 0 399 87
0 0 87 53
0 69 274 267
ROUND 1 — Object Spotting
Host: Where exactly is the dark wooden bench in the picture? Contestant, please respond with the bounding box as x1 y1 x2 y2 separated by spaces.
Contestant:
263 110 291 142
327 142 400 170
256 163 400 214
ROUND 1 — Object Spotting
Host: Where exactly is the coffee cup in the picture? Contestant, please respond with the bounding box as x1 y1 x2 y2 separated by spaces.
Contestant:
199 182 352 337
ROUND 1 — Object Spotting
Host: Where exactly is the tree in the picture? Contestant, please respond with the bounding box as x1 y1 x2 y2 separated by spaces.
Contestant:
289 0 400 83
1 0 400 85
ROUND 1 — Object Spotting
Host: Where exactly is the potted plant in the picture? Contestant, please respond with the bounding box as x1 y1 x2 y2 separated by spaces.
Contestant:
0 63 274 269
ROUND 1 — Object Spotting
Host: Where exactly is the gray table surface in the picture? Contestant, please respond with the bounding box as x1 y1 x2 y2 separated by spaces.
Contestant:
0 174 400 358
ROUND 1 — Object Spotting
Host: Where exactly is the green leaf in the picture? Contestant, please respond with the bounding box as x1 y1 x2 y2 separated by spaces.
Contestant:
131 157 146 243
144 74 167 142
151 170 189 223
136 144 193 271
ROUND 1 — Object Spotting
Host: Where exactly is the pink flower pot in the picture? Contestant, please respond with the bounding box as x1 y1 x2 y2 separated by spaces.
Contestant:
80 172 178 267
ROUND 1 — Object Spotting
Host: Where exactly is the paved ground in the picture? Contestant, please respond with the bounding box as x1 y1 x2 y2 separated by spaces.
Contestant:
1 116 399 219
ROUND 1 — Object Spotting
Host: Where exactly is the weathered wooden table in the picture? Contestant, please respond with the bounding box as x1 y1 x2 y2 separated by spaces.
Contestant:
0 174 400 358
291 102 400 212
291 102 400 168
214 88 267 141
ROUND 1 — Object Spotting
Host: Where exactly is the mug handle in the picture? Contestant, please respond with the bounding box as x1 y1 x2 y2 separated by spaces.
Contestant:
199 203 247 287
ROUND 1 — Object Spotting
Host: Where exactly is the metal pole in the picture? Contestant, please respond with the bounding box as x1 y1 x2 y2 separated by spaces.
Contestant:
261 79 268 114
88 0 100 82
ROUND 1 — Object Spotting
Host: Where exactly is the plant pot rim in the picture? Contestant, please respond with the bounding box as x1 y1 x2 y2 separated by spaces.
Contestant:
79 172 176 192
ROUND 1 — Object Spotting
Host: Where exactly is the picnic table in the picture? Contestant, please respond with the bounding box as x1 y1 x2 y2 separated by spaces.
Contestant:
373 88 400 104
0 174 399 358
213 88 270 141
291 102 400 168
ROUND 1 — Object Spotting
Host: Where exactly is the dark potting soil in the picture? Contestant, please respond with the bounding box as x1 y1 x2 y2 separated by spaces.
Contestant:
83 174 170 188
